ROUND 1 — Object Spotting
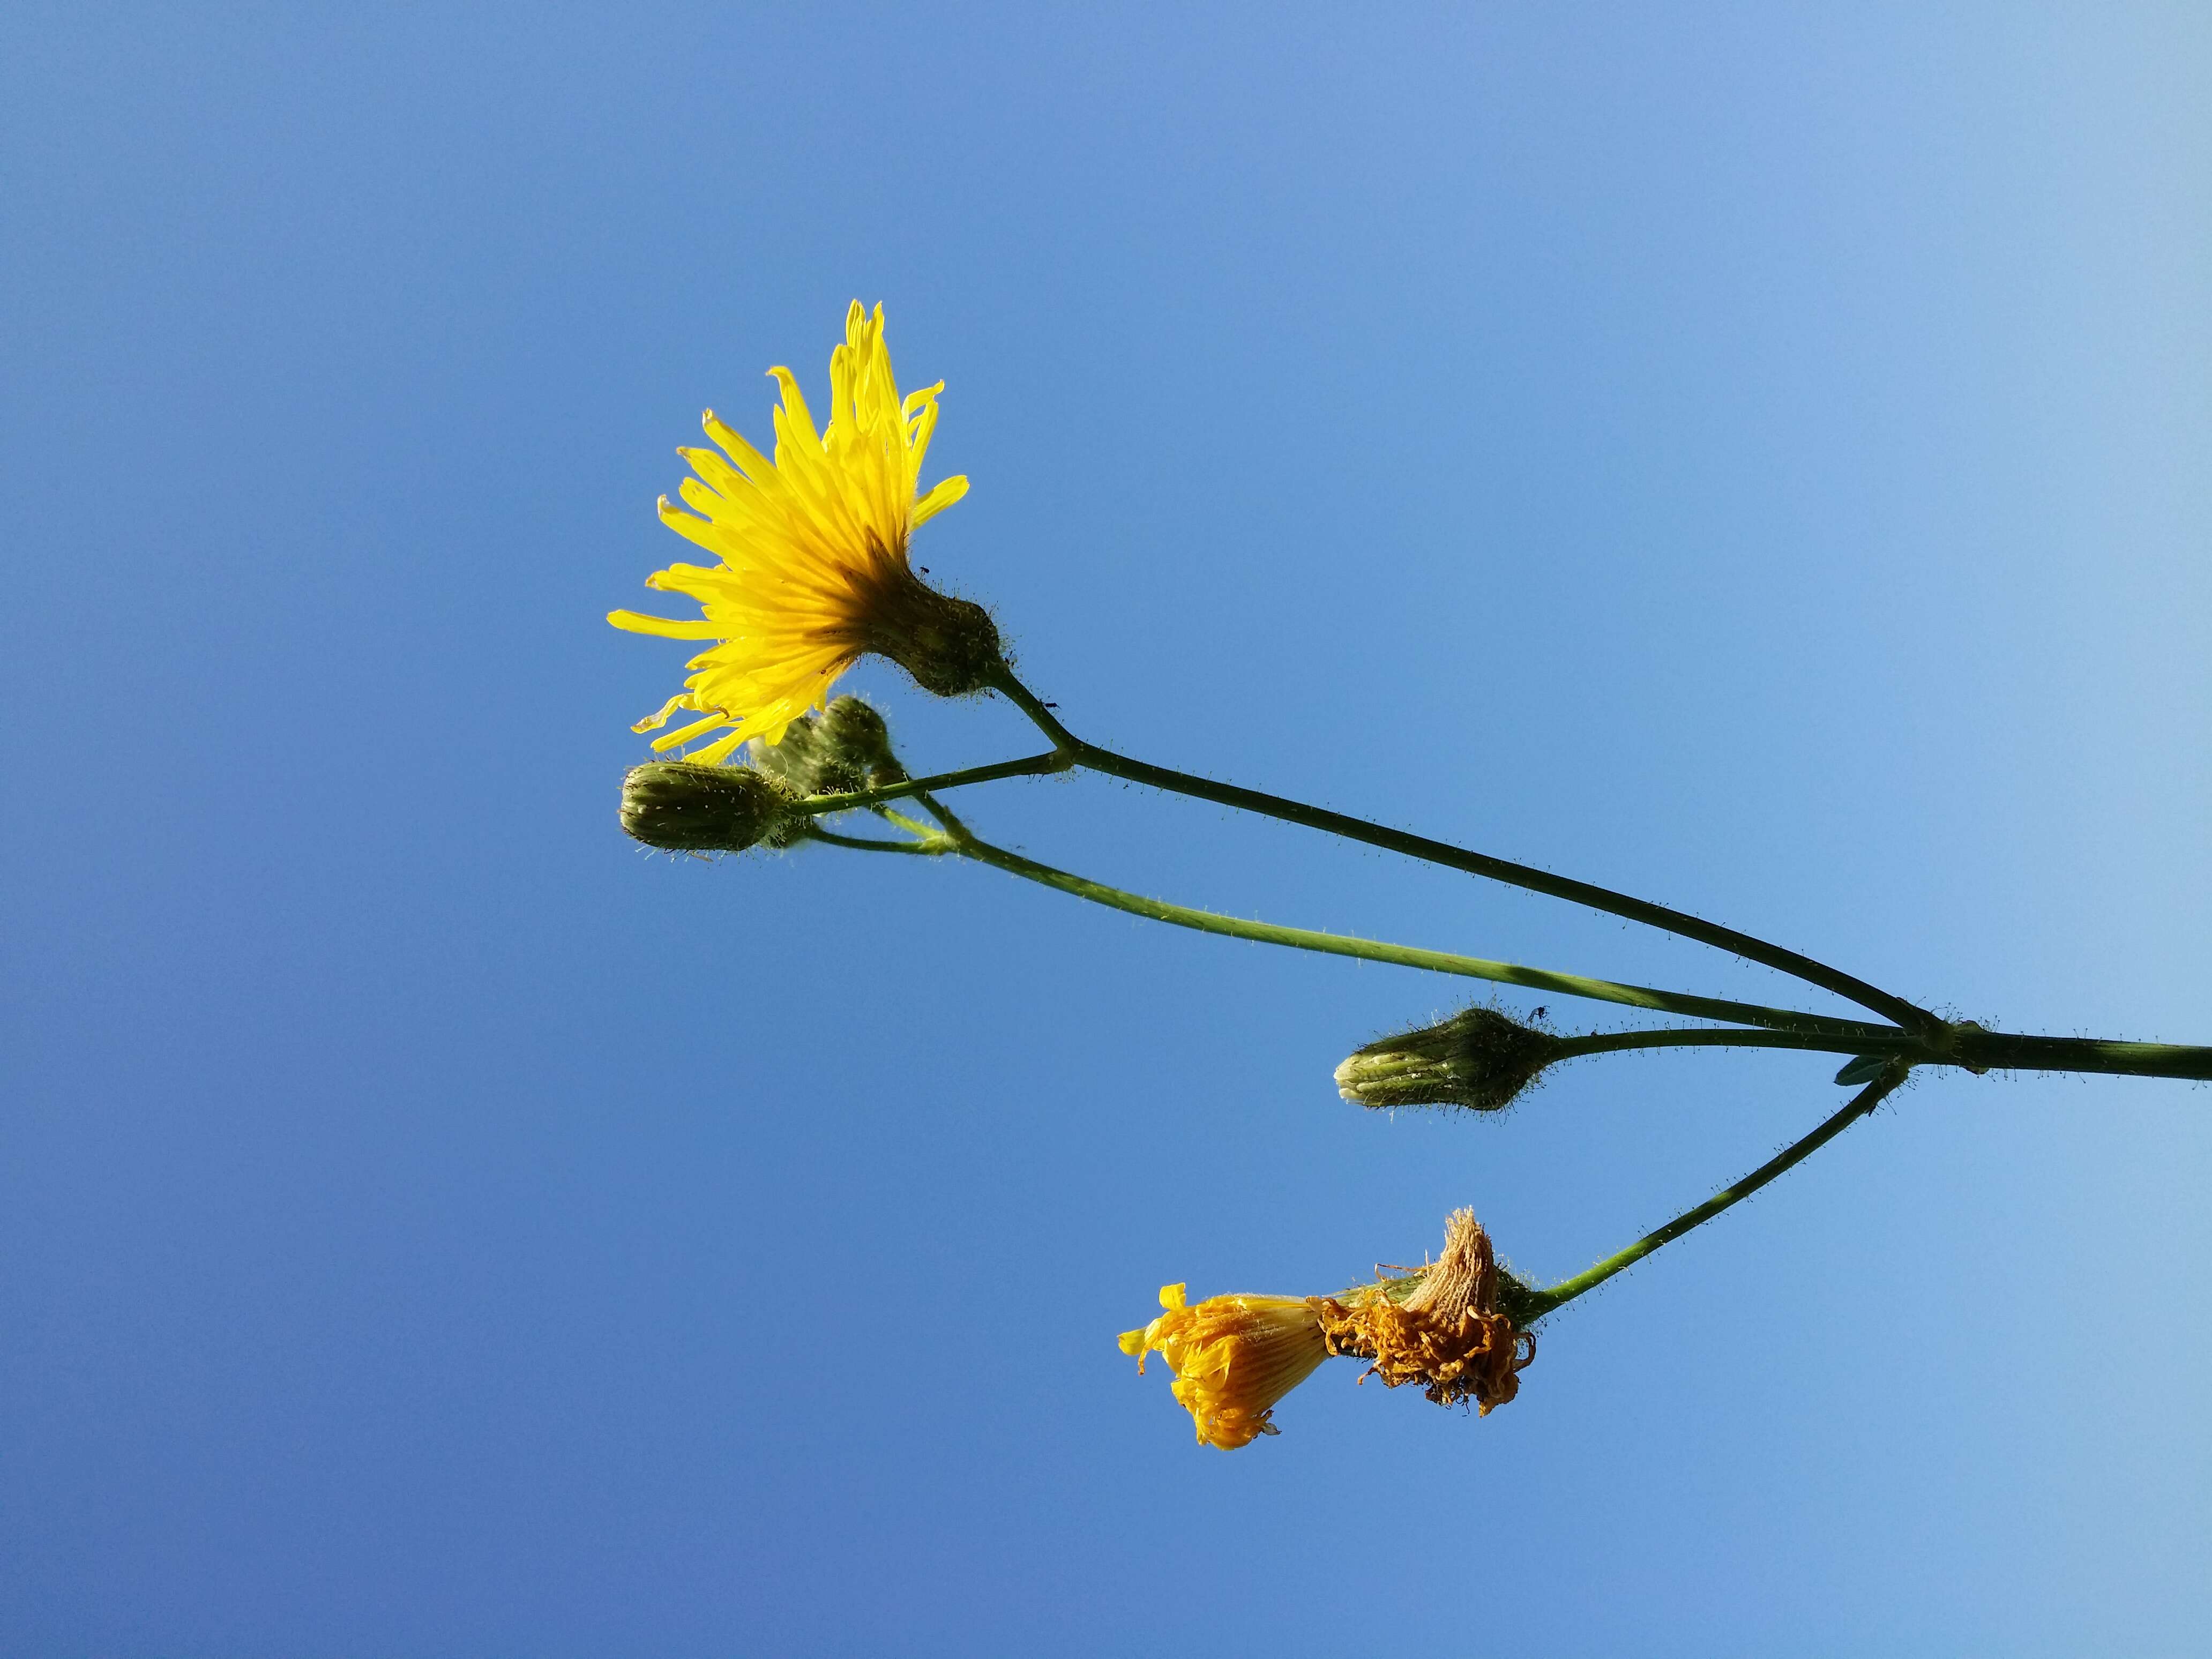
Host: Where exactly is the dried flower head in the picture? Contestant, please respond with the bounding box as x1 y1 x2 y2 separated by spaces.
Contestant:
1316 1208 1535 1414
610 303 1000 764
1118 1284 1331 1450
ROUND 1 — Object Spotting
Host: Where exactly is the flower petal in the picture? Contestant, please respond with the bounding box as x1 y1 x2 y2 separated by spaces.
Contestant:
911 474 969 527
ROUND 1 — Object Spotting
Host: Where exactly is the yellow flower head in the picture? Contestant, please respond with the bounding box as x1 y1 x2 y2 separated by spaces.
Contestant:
1118 1283 1331 1450
609 302 999 765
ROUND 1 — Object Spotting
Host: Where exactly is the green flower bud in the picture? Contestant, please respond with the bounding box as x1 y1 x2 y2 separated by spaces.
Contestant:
753 696 910 798
1334 1005 1567 1113
619 762 800 853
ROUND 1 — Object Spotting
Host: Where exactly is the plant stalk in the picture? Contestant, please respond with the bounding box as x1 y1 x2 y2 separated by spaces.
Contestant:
985 666 1945 1039
1507 1064 1912 1321
942 830 1901 1043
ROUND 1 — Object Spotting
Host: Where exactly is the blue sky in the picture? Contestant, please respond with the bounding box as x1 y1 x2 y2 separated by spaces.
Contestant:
4 4 2209 1653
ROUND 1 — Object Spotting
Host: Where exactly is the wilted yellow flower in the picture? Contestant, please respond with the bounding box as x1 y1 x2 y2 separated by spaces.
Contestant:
1118 1283 1330 1449
609 302 998 765
1316 1208 1534 1414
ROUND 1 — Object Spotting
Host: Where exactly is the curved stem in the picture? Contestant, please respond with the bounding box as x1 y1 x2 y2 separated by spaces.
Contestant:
1514 1063 1911 1320
987 672 1081 750
987 667 1945 1040
801 825 949 855
947 830 1904 1043
802 819 2212 1082
909 787 972 841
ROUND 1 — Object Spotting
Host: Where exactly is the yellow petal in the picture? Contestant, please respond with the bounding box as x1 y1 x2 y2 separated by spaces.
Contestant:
767 367 820 449
630 693 692 734
911 474 969 527
687 729 750 766
655 497 736 559
702 413 776 483
608 609 726 640
649 712 732 752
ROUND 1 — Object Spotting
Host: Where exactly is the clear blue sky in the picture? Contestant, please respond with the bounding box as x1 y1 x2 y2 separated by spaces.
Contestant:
5 4 2208 1653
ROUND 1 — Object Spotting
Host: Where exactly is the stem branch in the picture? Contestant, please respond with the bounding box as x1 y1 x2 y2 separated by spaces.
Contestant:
794 750 1070 817
1515 1063 1911 1320
987 667 1944 1038
801 825 949 855
947 830 1901 1043
1550 1028 1924 1064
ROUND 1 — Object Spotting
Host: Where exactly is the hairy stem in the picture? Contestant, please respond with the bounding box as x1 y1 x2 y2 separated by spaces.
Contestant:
794 749 1071 817
801 825 950 855
797 756 2212 1082
1944 1029 2212 1082
1549 1027 1925 1064
1513 1064 1912 1320
986 666 1944 1039
946 831 1900 1042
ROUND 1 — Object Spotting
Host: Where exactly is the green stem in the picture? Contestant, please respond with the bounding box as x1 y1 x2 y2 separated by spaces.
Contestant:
986 674 1081 750
801 825 948 856
1550 1027 1924 1064
909 787 972 841
1514 1063 1911 1320
794 750 1070 817
946 831 1901 1043
1946 1029 2212 1082
799 778 2212 1083
986 667 1945 1040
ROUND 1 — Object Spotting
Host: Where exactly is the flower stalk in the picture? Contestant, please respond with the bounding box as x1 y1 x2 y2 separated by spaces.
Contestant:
982 665 1949 1040
799 816 2212 1083
1512 1062 1912 1320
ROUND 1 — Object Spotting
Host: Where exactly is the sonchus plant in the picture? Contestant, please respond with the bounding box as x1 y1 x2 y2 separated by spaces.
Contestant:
609 305 2212 1448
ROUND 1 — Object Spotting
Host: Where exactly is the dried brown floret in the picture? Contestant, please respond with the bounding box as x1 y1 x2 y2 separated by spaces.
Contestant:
1316 1208 1535 1413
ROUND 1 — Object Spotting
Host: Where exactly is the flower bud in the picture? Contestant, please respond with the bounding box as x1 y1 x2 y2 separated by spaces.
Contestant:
752 695 909 798
1334 1004 1566 1112
1316 1208 1535 1415
618 761 799 852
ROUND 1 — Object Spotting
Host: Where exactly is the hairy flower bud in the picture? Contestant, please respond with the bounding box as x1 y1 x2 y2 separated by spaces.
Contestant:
752 695 909 798
618 762 799 852
1334 1004 1567 1112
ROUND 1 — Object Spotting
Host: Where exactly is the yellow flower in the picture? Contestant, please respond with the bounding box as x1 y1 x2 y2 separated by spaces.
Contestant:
1118 1283 1331 1449
609 302 998 765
